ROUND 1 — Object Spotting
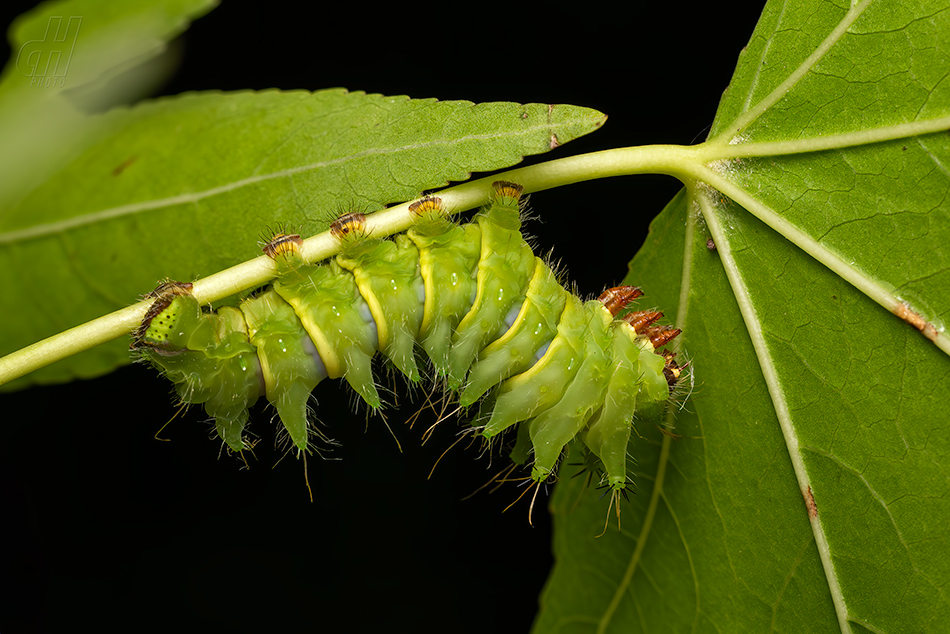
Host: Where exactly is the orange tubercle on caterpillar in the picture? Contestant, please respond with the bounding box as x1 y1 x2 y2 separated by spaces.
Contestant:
330 212 368 242
263 233 303 259
409 196 445 218
623 310 663 333
645 324 681 349
492 180 525 203
597 286 643 316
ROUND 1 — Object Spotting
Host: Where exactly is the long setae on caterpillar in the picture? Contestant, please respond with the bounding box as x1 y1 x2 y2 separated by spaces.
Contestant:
132 182 683 498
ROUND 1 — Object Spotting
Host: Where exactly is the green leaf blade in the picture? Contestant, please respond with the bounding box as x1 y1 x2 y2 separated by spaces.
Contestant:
0 89 605 389
725 184 950 630
536 194 841 634
710 0 950 142
539 0 950 631
725 136 950 330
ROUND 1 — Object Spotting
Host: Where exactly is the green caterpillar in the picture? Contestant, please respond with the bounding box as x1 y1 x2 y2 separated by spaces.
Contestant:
133 182 682 494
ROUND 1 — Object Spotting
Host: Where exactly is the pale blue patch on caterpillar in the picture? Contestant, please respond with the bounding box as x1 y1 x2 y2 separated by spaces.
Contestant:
132 183 683 495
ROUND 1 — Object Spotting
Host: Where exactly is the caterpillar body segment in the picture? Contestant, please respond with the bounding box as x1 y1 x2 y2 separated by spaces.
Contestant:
631 334 675 422
445 183 536 389
135 280 197 354
240 289 328 453
134 181 683 496
336 233 425 383
271 257 381 411
406 211 481 380
524 299 614 484
198 306 264 451
477 294 588 438
459 258 567 406
580 323 653 491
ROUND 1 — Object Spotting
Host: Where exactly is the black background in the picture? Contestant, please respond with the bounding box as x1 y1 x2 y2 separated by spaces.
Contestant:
1 1 763 633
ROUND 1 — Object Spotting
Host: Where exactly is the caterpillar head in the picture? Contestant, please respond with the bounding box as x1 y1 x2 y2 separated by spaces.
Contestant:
132 281 200 356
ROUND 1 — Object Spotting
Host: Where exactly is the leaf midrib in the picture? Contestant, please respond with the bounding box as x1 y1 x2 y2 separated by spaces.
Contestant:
695 186 853 633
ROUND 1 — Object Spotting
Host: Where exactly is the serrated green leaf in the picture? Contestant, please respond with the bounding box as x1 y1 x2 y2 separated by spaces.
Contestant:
0 88 605 389
537 1 950 633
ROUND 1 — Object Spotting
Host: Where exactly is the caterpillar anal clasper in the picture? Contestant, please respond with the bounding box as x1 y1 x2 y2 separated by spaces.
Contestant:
133 182 683 494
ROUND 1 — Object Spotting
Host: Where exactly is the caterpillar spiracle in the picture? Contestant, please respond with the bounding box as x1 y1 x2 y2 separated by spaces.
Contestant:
132 182 683 497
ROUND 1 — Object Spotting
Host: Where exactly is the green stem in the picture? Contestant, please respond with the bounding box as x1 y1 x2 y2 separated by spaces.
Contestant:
3 126 948 386
0 144 698 387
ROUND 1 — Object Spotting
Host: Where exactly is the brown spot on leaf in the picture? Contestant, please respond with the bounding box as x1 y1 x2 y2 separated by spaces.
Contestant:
805 486 817 519
112 156 137 176
894 303 939 342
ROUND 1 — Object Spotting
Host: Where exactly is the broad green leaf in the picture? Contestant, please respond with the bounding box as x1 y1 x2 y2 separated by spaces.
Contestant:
0 88 605 389
537 1 950 633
